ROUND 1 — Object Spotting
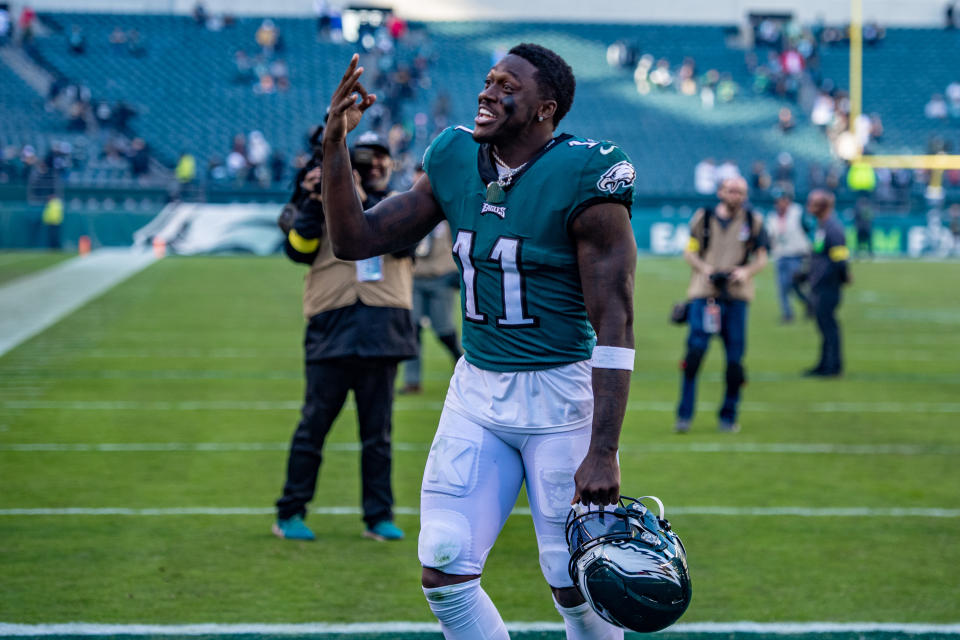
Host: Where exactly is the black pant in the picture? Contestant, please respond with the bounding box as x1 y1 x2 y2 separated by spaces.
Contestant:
813 288 842 374
276 358 398 527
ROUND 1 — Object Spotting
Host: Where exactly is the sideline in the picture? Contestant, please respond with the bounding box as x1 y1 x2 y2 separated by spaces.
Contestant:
0 249 156 357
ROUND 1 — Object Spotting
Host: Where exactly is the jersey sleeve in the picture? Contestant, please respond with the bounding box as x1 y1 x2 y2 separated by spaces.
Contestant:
566 143 636 230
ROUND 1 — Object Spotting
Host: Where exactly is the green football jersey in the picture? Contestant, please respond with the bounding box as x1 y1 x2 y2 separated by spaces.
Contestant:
423 126 635 371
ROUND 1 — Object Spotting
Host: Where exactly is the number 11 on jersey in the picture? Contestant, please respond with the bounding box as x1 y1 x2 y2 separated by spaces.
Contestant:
452 230 538 328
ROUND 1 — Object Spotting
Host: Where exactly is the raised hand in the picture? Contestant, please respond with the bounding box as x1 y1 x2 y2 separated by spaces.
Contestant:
324 54 377 145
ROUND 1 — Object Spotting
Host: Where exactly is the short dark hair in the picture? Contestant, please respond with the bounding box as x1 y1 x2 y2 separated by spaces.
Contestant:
508 43 576 127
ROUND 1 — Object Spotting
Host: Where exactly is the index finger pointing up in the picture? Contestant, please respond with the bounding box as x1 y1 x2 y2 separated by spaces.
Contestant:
338 53 360 88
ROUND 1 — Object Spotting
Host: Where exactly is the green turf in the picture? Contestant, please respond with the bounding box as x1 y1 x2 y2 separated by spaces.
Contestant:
1 256 959 624
0 250 72 286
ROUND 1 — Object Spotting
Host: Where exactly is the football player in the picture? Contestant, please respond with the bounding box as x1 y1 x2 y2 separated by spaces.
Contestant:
322 44 637 640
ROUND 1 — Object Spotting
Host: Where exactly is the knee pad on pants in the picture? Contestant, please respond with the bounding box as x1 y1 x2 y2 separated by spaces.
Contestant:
418 509 473 573
725 362 746 391
682 348 705 380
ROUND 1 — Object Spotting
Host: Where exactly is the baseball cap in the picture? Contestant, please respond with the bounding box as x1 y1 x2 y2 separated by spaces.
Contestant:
352 131 390 156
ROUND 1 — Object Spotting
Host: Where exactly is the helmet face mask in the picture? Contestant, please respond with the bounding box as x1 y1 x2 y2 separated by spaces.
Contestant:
565 496 691 633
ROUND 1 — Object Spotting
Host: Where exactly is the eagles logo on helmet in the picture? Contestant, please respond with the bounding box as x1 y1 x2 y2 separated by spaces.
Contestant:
565 495 691 633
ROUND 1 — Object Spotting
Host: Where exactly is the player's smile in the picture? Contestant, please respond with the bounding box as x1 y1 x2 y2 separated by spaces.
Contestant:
475 104 498 126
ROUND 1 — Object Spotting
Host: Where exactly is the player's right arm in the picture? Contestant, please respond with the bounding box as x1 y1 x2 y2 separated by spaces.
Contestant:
322 54 443 260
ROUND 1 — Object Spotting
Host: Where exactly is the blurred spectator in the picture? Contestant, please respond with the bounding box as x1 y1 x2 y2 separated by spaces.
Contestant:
255 19 278 55
0 6 10 46
946 82 960 118
869 113 885 140
109 26 127 53
386 11 407 41
42 195 64 250
853 197 874 258
649 58 673 90
226 149 247 182
756 18 782 48
862 22 885 45
780 48 804 75
677 57 697 96
269 58 290 90
127 29 146 57
207 154 228 183
717 158 741 182
247 130 271 185
948 1 958 29
17 5 36 45
716 73 737 103
750 161 772 192
925 94 948 119
254 73 276 95
175 152 197 185
694 158 718 194
765 188 811 323
774 152 795 188
778 107 796 133
192 1 207 26
128 138 151 179
233 50 255 84
314 0 332 40
633 54 653 95
68 25 86 55
810 92 836 127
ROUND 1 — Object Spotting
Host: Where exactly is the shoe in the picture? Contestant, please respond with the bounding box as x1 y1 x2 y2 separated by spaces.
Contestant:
802 367 826 377
674 418 691 434
398 383 422 395
363 520 404 541
272 515 315 541
718 420 741 433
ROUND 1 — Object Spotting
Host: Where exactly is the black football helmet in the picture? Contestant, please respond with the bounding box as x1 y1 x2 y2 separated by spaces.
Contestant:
565 495 691 633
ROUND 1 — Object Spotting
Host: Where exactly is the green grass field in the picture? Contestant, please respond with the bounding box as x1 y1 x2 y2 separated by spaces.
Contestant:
0 251 72 287
1 255 958 629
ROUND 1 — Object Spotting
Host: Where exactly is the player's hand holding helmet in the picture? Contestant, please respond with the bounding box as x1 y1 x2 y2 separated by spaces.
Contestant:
565 495 691 632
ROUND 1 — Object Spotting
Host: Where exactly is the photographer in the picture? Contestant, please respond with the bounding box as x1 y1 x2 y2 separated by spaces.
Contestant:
273 128 416 542
675 177 768 433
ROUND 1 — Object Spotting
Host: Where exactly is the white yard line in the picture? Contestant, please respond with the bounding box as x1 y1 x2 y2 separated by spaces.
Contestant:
1 506 957 518
0 249 156 357
1 442 956 455
1 622 958 636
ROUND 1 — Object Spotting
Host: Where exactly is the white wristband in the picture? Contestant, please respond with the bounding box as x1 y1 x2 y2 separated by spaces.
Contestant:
590 346 635 371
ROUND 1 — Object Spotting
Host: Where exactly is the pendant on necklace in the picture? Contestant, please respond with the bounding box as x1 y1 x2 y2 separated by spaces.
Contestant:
486 181 505 204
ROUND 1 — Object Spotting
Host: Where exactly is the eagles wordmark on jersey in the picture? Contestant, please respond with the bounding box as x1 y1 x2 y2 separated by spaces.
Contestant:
423 126 636 371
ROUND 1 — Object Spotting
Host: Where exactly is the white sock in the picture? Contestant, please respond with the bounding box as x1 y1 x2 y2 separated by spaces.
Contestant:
554 598 624 640
423 578 509 640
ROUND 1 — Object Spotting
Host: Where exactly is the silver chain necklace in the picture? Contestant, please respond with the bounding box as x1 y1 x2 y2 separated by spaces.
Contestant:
487 148 527 204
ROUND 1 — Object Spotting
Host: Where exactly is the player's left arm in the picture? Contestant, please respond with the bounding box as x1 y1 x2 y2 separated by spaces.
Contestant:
570 201 637 506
